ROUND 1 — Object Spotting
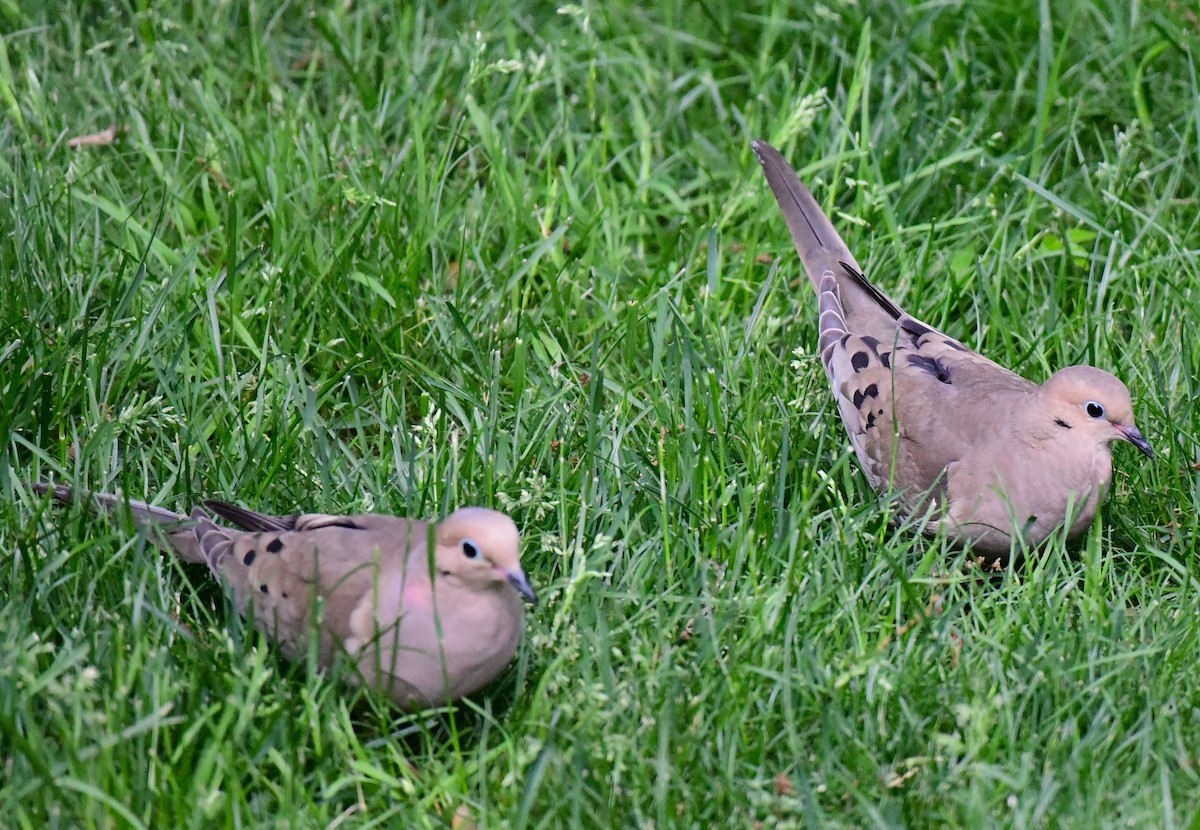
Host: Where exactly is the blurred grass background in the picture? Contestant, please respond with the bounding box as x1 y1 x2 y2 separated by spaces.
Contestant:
1 0 1198 826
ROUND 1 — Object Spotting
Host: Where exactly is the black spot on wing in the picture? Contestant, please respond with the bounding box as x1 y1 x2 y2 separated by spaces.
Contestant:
265 537 284 553
856 333 892 369
851 383 880 410
851 351 870 371
906 354 952 384
260 584 269 594
243 550 256 566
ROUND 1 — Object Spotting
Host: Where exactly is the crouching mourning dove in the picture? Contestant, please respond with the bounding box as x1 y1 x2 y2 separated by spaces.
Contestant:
751 140 1153 564
34 484 537 709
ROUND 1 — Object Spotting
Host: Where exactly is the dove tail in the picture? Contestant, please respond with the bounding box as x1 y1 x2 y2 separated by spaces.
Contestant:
752 140 858 381
752 139 913 360
751 140 861 294
32 483 207 564
203 499 297 532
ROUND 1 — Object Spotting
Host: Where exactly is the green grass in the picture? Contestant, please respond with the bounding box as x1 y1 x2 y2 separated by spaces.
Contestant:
2 0 1199 826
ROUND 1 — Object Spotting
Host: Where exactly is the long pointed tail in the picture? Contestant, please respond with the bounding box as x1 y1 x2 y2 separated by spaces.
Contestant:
33 483 206 563
751 140 911 356
750 140 863 293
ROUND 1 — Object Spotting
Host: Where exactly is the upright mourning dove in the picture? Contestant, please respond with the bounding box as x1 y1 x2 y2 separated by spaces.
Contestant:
34 484 537 708
751 140 1153 563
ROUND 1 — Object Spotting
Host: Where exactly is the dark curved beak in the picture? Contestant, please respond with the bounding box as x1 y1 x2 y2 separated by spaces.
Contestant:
1119 425 1154 459
505 568 538 606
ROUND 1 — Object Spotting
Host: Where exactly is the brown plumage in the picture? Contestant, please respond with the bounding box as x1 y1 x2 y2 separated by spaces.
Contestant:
752 140 1153 561
35 483 536 708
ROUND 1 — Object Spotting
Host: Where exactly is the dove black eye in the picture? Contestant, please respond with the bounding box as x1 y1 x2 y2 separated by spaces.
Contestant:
461 540 480 560
1086 401 1105 419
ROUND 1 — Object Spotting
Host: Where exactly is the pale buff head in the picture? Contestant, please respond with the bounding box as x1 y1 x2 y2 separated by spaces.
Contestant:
1042 365 1153 458
433 507 536 604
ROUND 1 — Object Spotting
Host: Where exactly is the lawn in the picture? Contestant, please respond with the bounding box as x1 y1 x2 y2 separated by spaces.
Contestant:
2 0 1199 826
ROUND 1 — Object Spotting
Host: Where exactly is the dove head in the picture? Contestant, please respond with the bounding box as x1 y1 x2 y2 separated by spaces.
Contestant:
434 507 537 605
1042 365 1153 458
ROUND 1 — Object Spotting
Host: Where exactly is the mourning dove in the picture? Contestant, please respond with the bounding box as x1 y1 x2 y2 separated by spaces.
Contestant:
751 140 1153 562
34 483 537 708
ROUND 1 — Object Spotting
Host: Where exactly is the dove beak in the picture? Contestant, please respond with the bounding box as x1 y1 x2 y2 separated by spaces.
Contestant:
503 568 538 606
1118 425 1154 459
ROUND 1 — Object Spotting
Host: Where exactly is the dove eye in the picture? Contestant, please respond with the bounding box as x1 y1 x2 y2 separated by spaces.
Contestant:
1085 401 1105 419
461 540 481 560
